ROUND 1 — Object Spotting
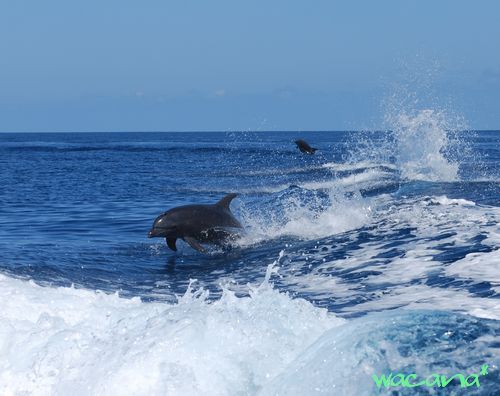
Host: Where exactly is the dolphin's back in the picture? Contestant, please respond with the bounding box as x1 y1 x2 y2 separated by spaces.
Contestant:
173 205 240 227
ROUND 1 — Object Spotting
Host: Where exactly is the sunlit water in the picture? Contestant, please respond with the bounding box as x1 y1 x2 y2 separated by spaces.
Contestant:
0 112 499 394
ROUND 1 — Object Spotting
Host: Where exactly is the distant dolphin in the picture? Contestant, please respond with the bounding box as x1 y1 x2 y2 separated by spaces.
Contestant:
148 193 243 253
295 139 317 154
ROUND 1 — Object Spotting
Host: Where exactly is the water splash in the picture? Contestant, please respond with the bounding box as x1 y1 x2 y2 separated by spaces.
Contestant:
388 109 460 181
237 188 373 245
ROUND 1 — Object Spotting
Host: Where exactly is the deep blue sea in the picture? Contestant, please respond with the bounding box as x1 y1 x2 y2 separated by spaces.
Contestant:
0 114 499 394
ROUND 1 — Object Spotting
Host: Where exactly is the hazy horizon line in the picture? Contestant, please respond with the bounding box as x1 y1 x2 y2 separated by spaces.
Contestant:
1 129 499 134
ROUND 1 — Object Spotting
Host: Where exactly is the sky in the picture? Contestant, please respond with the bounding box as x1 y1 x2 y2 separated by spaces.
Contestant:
0 0 499 132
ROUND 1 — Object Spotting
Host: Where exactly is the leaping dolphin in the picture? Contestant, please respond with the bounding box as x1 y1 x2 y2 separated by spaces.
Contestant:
148 193 243 253
295 139 317 155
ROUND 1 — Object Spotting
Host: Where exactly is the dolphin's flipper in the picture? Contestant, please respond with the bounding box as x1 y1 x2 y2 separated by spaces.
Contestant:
184 237 206 253
216 193 237 209
166 237 177 251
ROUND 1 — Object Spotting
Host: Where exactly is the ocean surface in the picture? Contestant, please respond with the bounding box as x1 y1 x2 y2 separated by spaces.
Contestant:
0 111 499 395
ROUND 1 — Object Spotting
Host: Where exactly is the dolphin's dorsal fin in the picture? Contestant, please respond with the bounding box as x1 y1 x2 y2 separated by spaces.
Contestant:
216 193 237 209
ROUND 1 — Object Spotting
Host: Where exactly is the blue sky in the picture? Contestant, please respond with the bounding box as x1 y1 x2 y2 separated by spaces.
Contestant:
0 0 499 131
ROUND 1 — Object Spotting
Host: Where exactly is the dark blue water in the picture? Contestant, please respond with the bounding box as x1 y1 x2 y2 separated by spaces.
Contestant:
0 127 499 394
1 130 498 301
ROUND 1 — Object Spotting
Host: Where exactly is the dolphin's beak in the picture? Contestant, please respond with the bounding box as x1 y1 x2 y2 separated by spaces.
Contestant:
148 225 174 238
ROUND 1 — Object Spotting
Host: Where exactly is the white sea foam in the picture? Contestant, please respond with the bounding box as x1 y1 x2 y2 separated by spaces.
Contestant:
4 268 495 396
275 195 500 319
0 264 343 396
445 248 500 294
344 284 500 320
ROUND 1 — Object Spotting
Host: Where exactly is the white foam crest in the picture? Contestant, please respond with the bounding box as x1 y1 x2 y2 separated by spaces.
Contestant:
239 192 374 245
430 195 476 206
235 166 398 247
239 168 394 195
0 268 343 396
238 164 331 177
388 109 460 181
301 169 394 190
321 161 396 172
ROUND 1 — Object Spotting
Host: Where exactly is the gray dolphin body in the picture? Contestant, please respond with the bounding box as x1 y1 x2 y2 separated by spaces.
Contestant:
148 193 243 253
295 139 317 154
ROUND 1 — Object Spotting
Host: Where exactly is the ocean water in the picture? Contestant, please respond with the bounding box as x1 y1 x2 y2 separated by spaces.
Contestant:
0 112 499 395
